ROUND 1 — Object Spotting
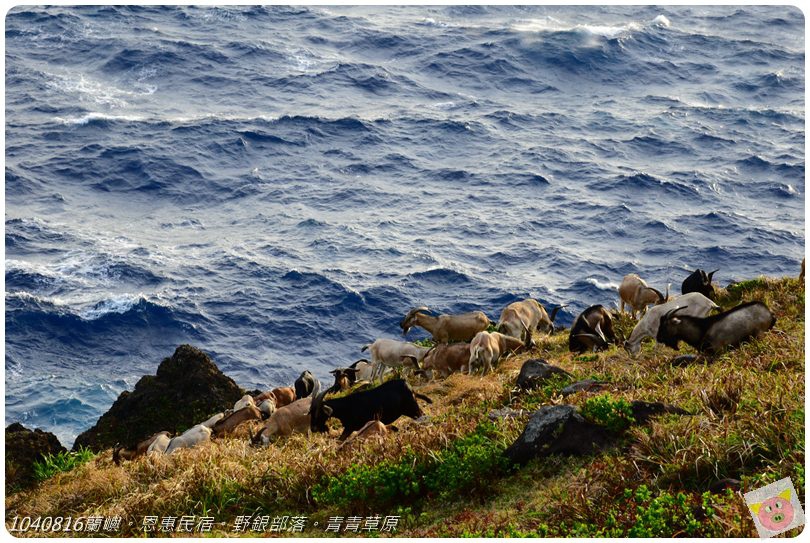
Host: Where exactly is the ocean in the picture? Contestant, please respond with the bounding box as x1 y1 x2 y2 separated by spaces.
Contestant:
4 5 804 448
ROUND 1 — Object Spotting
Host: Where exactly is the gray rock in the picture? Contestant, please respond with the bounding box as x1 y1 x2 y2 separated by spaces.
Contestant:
504 405 613 465
560 379 610 397
516 359 572 390
488 407 526 421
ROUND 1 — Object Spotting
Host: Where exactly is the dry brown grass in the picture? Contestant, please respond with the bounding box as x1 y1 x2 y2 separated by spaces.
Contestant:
6 276 804 537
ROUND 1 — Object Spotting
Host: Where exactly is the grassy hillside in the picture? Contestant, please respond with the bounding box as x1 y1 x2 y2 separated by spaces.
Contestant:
5 276 804 537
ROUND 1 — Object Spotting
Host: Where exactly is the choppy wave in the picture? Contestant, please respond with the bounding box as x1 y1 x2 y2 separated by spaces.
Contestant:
5 5 805 448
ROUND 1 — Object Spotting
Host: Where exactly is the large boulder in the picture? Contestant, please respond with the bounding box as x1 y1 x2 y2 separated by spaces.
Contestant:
73 345 244 452
504 405 613 465
515 359 572 390
6 423 67 492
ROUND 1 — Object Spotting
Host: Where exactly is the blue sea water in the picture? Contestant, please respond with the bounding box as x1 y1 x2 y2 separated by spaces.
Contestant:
4 6 805 448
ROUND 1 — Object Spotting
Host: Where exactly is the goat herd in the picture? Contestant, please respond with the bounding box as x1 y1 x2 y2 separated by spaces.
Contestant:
113 266 783 464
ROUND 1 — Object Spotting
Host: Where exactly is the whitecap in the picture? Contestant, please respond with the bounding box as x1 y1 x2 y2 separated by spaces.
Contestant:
652 15 671 28
512 17 638 39
586 277 620 291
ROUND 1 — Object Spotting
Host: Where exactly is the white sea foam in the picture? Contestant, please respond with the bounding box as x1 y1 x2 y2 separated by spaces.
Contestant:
586 277 620 291
512 16 641 39
652 15 671 28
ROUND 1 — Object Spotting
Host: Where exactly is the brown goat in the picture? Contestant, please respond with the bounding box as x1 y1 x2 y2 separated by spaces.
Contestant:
254 386 296 409
211 404 262 437
410 342 472 380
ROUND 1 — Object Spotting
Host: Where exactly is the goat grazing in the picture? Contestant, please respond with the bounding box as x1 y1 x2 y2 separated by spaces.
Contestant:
294 371 318 400
410 342 471 380
250 381 321 446
165 424 212 455
623 293 719 356
258 399 276 418
211 404 262 437
255 387 295 409
113 431 171 465
361 338 429 382
349 358 375 381
656 301 775 355
568 305 616 353
681 268 719 300
497 298 564 339
399 306 489 343
327 367 361 394
618 274 668 318
469 329 533 375
147 432 171 455
200 412 225 429
233 394 255 412
310 379 431 441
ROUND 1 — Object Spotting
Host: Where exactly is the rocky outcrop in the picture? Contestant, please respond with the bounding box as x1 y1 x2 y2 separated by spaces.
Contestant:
505 401 691 465
72 345 244 452
6 423 67 492
515 359 572 390
504 405 613 464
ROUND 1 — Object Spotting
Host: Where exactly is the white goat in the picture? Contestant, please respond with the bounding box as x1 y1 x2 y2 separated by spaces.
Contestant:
361 339 429 382
258 399 276 418
233 394 256 412
146 432 171 455
623 292 719 356
200 412 225 429
165 424 212 455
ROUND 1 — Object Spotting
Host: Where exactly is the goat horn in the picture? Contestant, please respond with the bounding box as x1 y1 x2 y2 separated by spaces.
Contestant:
549 304 567 322
663 305 689 321
707 269 719 281
649 287 665 303
593 322 607 343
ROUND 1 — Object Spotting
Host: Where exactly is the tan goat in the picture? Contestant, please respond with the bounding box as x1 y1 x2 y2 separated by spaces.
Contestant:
497 298 565 339
399 307 489 343
469 329 532 375
618 273 668 319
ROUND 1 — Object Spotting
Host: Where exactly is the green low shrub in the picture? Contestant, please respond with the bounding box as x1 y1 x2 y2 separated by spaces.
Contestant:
580 394 636 432
312 421 513 511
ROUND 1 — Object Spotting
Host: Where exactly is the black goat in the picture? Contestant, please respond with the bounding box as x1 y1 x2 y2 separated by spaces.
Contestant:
294 370 318 400
309 379 431 441
568 305 616 353
656 301 775 355
681 268 719 300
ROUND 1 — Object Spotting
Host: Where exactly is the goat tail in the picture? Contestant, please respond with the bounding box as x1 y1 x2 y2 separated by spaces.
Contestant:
414 392 433 404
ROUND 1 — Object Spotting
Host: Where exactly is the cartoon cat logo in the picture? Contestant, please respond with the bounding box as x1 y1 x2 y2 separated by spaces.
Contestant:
749 488 795 532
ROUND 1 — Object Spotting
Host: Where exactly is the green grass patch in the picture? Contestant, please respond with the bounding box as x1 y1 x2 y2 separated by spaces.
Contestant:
33 448 95 482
